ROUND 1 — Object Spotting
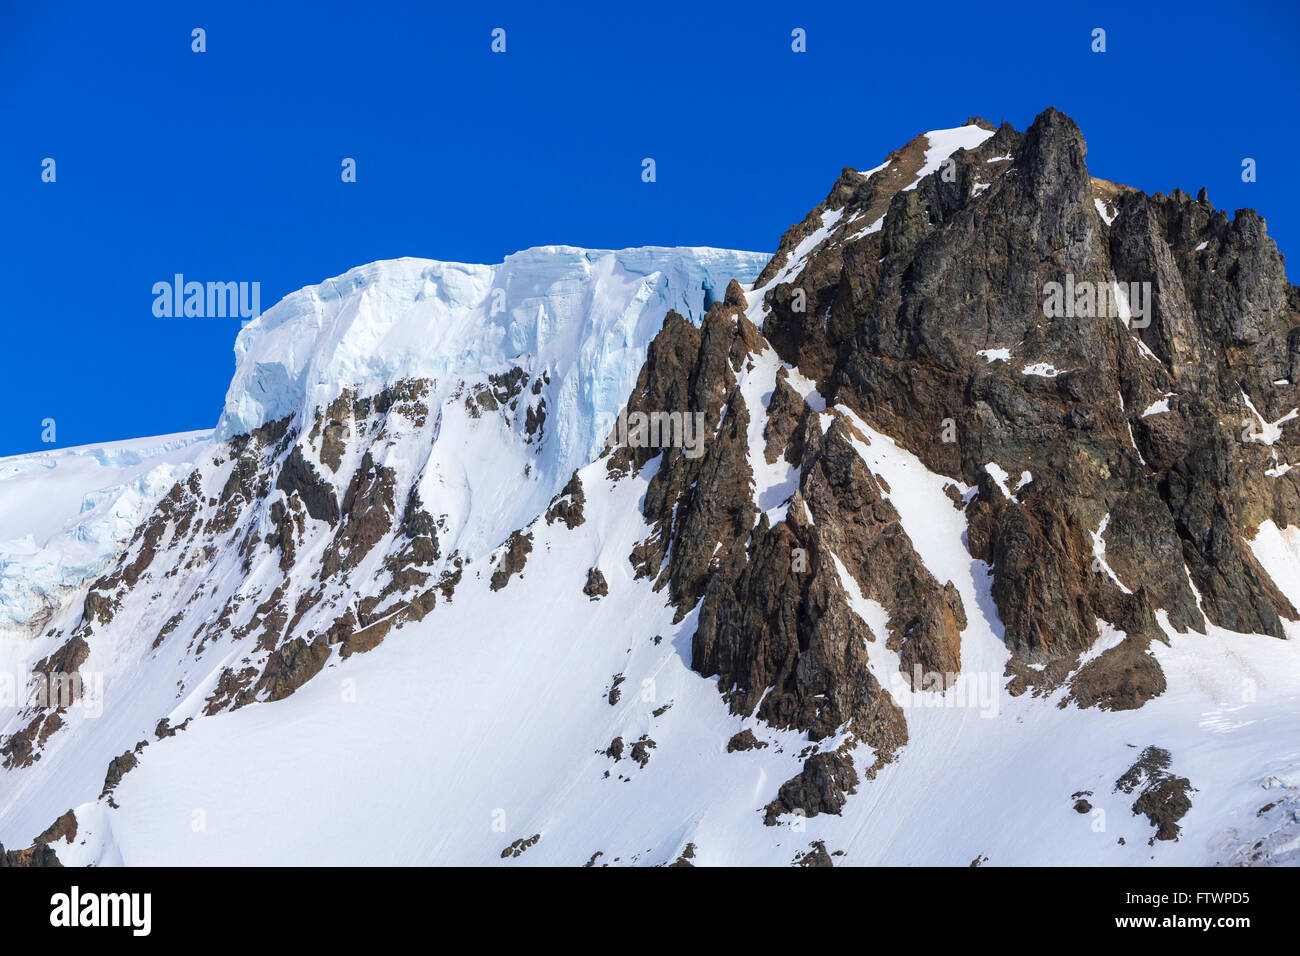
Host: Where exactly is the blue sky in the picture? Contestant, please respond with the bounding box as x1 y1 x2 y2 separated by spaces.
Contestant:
2 0 1297 456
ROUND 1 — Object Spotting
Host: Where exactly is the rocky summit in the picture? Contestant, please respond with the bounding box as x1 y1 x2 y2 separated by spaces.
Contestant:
3 108 1300 867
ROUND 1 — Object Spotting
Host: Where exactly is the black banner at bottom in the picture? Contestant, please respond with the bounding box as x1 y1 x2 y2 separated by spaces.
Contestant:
0 865 1278 942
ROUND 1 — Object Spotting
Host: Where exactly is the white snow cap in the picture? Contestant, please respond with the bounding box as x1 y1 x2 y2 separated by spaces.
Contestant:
859 122 997 191
216 246 771 455
901 124 997 191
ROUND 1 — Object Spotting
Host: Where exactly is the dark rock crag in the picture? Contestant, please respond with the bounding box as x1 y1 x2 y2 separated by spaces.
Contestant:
606 107 1299 822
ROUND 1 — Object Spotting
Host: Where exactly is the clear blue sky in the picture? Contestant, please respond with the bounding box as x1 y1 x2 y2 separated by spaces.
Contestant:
2 0 1297 456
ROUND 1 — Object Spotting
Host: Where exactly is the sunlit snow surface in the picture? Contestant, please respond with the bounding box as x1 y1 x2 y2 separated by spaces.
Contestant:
900 124 996 191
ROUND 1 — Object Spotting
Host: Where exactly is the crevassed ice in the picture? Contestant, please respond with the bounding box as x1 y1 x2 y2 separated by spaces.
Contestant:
0 432 211 630
216 246 771 470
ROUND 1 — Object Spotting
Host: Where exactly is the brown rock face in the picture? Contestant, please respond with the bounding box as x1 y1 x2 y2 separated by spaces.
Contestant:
490 529 534 591
35 809 78 846
0 808 79 866
686 405 973 764
500 833 540 858
793 841 835 867
724 278 748 309
545 471 586 528
276 446 338 526
611 303 906 760
763 748 860 824
0 842 63 867
1115 746 1195 842
726 729 767 752
748 106 1299 709
616 304 765 620
255 636 331 701
100 748 140 806
323 451 396 577
591 107 1299 828
583 567 608 600
608 304 952 817
762 372 810 466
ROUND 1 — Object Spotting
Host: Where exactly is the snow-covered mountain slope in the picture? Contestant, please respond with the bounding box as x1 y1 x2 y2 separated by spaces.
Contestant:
37 443 1300 866
215 246 767 561
0 243 773 860
3 110 1300 868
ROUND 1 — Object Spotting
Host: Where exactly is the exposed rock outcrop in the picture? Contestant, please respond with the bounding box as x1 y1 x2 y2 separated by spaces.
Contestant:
1115 745 1195 843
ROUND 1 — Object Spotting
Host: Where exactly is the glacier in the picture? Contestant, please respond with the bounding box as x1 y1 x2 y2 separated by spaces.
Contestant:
216 245 771 470
0 432 212 633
